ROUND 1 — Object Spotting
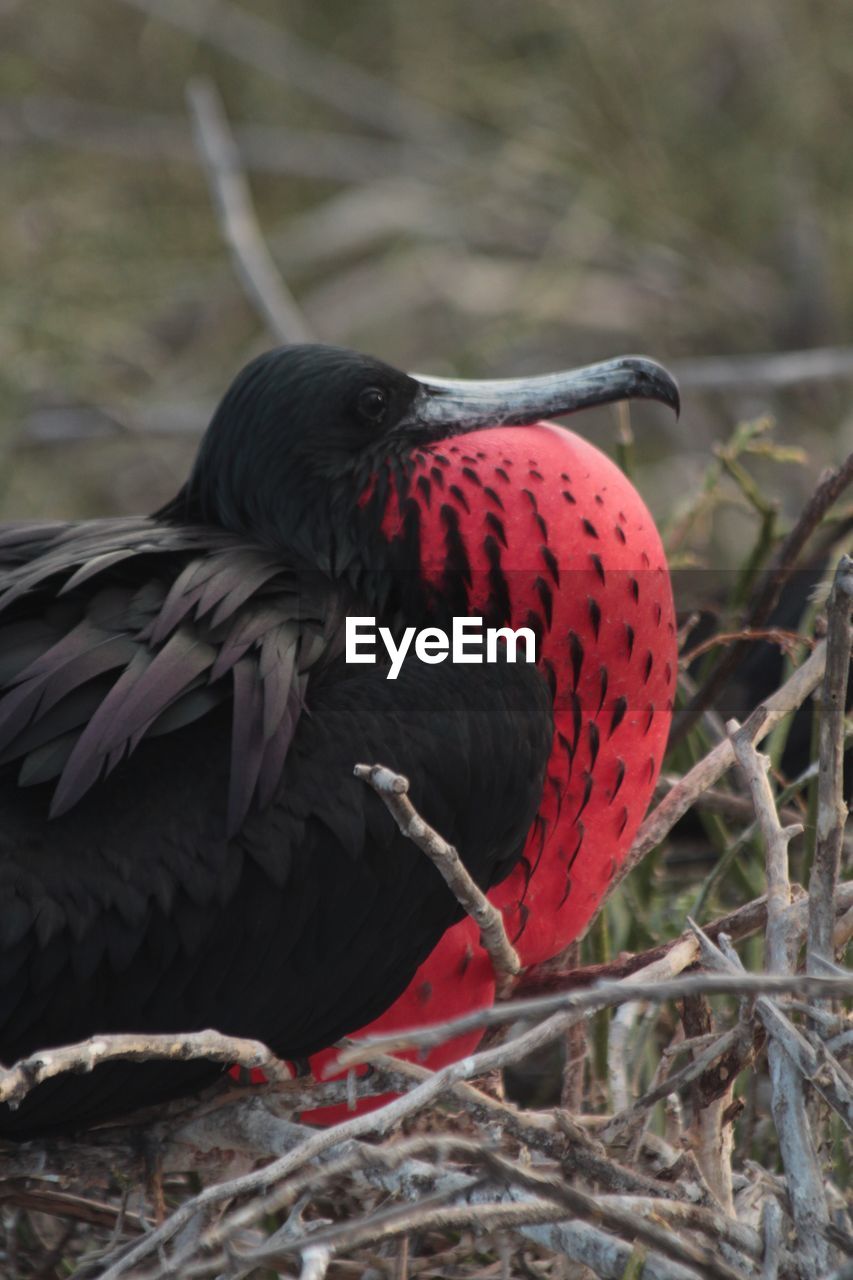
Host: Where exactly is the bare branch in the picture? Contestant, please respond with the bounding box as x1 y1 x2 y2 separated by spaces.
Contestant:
602 1025 745 1142
354 761 520 985
186 77 313 344
337 970 852 1069
728 726 833 1274
727 722 803 972
242 1199 569 1277
809 554 853 971
687 921 853 1126
0 1028 290 1108
0 1187 148 1236
517 882 853 997
760 1197 784 1280
622 638 827 882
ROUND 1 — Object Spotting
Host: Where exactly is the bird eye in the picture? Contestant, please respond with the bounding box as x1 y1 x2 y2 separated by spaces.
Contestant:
357 386 388 423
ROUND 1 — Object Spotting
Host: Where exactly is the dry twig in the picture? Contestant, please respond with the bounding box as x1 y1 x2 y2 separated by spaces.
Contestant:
809 554 853 971
354 761 521 985
728 723 833 1274
336 968 852 1067
623 638 827 882
0 1028 290 1108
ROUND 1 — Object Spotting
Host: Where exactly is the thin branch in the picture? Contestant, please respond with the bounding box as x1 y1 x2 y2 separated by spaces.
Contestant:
809 554 853 971
608 998 641 1113
381 1057 683 1202
186 77 313 344
602 1025 745 1141
760 1197 784 1280
354 762 520 985
727 727 832 1274
622 638 827 884
687 922 853 1127
597 1195 783 1270
0 1187 149 1236
664 780 807 830
0 1028 289 1107
727 721 803 972
96 1062 476 1277
96 969 730 1277
679 626 811 667
156 1125 689 1280
515 886 842 996
336 970 852 1068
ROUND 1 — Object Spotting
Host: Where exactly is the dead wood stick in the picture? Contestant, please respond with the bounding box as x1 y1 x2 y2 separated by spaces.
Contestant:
687 921 853 1127
202 1200 573 1279
809 555 853 972
169 1125 703 1280
354 762 520 985
727 722 803 972
728 725 832 1274
517 883 853 997
620 639 827 889
336 964 853 1067
0 1187 148 1236
0 1028 290 1108
186 77 313 344
760 1197 784 1280
602 1025 746 1140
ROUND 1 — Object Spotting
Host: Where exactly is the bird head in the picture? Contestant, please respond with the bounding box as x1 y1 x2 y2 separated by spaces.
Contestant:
168 343 679 574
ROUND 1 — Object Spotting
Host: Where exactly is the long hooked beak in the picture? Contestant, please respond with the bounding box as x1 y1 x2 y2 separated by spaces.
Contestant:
399 355 679 437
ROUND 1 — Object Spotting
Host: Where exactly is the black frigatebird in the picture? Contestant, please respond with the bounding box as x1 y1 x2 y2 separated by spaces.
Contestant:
0 344 678 1136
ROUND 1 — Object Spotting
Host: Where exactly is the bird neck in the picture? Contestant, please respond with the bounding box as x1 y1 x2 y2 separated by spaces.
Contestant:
157 449 440 630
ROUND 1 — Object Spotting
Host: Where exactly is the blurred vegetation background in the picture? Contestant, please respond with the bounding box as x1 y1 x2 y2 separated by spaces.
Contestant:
2 0 853 550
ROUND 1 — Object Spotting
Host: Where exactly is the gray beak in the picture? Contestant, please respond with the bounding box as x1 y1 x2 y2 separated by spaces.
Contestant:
399 355 679 437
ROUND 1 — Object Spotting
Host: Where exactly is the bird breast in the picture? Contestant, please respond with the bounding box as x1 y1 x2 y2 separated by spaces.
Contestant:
379 421 676 965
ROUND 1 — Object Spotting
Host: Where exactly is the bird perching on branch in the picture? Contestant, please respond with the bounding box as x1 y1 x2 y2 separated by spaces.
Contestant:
0 344 678 1136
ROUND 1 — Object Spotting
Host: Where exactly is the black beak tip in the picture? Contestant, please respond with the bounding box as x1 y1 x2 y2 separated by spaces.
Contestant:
626 357 680 419
672 382 681 421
